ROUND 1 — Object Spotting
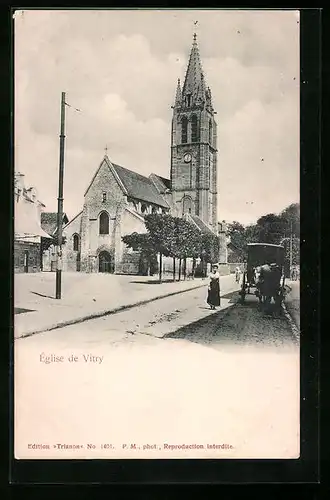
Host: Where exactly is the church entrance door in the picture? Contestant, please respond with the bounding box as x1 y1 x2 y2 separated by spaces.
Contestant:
98 251 114 273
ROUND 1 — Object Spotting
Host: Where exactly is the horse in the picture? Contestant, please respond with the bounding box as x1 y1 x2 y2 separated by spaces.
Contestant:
256 263 282 314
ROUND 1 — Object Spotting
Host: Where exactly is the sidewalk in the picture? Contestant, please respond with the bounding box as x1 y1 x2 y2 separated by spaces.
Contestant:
284 280 300 330
14 272 222 339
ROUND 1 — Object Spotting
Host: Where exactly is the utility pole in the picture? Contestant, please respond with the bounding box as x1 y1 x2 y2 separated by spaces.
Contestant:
55 92 66 299
289 220 293 278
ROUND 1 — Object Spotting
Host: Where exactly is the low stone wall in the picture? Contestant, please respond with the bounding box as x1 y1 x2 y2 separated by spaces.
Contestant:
116 250 140 275
228 262 244 273
218 263 231 276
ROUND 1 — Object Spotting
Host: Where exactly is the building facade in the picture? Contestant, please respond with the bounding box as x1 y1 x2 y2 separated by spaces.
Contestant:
41 212 69 271
62 34 229 275
14 172 50 273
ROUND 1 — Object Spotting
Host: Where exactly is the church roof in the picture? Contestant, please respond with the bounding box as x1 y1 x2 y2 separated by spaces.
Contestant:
110 162 170 208
41 212 69 236
84 156 170 209
188 214 215 235
63 211 83 230
149 173 171 194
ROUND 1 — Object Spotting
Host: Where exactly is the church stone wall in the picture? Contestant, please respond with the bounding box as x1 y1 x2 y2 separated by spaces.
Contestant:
80 159 127 273
62 213 82 272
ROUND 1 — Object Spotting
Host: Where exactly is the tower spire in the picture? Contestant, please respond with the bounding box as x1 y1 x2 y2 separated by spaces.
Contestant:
174 78 182 105
182 32 206 105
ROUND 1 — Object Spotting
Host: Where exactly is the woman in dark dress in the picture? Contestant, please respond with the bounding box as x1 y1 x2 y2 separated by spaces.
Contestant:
207 265 221 310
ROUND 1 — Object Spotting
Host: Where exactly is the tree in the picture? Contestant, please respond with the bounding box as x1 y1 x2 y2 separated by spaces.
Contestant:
198 232 220 276
171 217 202 280
122 232 151 252
121 232 157 276
256 213 286 244
227 221 246 251
279 203 300 238
280 236 300 277
244 224 260 245
144 213 177 282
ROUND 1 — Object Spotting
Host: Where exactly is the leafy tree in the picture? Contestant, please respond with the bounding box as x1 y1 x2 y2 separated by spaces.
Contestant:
227 221 245 248
256 213 286 244
121 232 157 276
280 236 300 276
279 203 300 238
172 217 202 280
197 232 220 276
122 232 151 252
225 203 300 262
144 214 177 282
244 224 260 245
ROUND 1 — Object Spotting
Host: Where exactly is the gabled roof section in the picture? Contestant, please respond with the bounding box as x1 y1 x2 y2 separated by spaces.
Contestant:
63 211 83 230
124 206 145 222
41 212 69 236
149 173 171 194
84 156 128 197
111 163 169 208
188 214 215 235
84 155 169 208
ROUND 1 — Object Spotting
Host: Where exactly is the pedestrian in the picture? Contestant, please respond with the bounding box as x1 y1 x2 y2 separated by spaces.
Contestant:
235 265 241 283
291 266 297 281
254 266 261 284
207 264 221 310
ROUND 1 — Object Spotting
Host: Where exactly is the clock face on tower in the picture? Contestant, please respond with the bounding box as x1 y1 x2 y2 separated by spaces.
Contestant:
184 153 192 163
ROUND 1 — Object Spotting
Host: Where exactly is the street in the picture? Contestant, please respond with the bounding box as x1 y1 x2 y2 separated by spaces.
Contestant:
15 280 300 460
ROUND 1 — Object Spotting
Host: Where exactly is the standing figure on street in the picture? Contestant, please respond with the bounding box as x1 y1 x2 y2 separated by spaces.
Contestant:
207 264 221 310
235 266 241 283
254 266 262 284
291 265 297 281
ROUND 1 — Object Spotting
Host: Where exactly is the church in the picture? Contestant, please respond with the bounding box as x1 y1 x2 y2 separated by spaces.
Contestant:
61 34 228 275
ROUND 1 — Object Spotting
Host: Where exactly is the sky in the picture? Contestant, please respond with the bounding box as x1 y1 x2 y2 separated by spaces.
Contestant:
14 9 300 225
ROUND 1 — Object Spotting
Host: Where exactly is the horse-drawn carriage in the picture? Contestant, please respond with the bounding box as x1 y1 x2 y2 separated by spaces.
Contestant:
239 243 286 307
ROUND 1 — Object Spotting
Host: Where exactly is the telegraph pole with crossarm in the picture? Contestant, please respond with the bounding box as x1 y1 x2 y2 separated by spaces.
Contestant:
55 92 66 299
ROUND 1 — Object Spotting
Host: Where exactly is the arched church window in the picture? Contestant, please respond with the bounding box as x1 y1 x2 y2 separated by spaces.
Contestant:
181 116 188 144
182 196 193 215
151 206 157 214
186 94 191 107
99 211 109 235
191 115 198 143
141 204 148 214
209 119 213 144
73 234 79 251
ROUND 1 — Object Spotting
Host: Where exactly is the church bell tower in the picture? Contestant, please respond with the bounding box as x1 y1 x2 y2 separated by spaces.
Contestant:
170 33 218 233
